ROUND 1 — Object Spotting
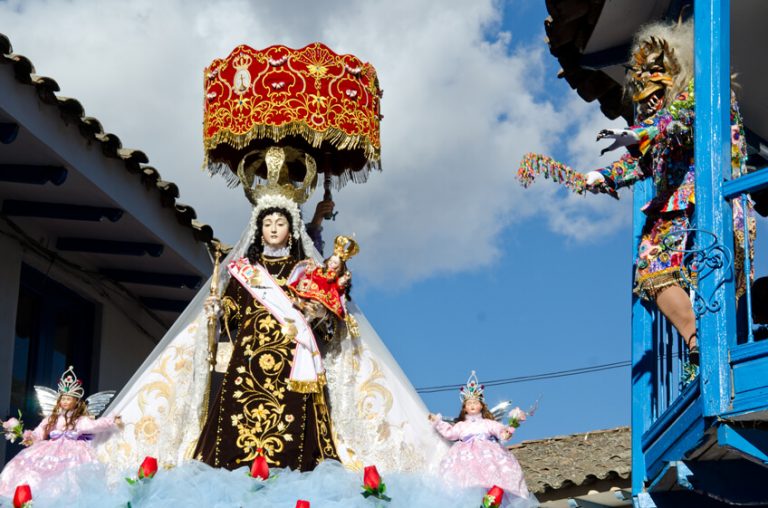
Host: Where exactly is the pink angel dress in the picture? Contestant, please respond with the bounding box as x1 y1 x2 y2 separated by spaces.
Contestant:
0 413 118 498
432 414 533 504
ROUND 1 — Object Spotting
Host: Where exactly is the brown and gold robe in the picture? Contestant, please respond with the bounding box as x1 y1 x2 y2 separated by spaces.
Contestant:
194 254 339 470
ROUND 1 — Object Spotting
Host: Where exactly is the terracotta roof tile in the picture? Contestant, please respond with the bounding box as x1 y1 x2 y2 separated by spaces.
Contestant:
0 32 223 251
511 426 631 496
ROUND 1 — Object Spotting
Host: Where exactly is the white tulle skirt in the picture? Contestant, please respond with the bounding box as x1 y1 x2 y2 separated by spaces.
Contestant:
0 459 538 507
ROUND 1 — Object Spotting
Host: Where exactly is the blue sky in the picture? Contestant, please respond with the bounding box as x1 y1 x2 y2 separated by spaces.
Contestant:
4 0 763 444
352 0 635 439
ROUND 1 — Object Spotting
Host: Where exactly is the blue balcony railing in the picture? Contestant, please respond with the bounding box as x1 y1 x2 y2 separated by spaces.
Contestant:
631 0 768 499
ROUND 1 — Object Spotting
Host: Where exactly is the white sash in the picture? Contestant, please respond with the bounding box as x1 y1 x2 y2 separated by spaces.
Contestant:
227 257 325 393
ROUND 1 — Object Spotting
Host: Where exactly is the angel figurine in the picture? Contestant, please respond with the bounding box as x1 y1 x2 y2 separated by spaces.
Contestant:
428 372 537 507
0 366 120 498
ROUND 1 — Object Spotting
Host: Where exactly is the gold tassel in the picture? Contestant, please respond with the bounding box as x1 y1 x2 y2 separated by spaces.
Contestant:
203 122 381 163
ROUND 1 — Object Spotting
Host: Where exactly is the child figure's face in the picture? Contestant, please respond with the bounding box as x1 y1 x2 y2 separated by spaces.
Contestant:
59 395 78 411
326 255 341 273
464 398 483 416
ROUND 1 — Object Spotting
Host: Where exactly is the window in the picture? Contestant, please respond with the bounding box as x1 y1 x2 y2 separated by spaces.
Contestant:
6 264 96 462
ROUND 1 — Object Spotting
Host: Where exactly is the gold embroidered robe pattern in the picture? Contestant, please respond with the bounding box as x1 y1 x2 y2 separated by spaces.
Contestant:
194 255 339 470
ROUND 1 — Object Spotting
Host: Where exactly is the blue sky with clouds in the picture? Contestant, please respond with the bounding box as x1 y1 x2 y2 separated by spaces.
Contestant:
328 0 635 439
7 0 750 441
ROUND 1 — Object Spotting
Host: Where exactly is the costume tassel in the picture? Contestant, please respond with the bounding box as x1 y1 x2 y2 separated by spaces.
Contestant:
517 153 618 199
516 153 588 194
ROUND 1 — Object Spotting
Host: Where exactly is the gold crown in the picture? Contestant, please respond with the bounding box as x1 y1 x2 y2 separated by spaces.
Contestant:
333 235 360 262
237 146 318 205
233 53 253 71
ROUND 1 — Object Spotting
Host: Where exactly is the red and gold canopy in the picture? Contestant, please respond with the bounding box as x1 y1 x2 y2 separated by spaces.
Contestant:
203 42 381 187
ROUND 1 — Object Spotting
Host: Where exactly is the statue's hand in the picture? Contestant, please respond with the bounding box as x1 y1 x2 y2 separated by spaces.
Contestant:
597 128 641 155
204 295 221 317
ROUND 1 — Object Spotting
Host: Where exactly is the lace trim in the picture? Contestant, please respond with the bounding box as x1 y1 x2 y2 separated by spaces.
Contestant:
262 245 291 257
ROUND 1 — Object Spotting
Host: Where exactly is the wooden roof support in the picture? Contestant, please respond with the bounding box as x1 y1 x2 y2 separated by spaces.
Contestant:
2 200 123 222
56 237 164 257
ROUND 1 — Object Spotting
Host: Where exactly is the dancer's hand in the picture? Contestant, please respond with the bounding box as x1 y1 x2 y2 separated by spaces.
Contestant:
427 413 438 423
596 128 641 155
500 428 513 441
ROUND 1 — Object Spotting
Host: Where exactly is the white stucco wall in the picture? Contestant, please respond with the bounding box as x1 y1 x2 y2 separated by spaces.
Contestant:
97 304 157 391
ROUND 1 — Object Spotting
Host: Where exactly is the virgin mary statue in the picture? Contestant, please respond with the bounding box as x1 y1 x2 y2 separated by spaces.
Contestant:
95 43 447 475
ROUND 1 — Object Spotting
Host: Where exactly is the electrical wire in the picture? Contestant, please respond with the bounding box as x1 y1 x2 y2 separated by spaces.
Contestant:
416 360 632 394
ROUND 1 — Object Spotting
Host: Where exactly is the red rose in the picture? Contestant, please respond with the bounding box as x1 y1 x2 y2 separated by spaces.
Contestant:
485 485 504 507
13 484 32 508
295 501 310 508
250 448 269 480
361 465 391 502
138 456 158 479
363 465 381 491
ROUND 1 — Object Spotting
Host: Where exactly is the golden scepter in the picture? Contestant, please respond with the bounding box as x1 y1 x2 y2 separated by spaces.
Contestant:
207 245 222 371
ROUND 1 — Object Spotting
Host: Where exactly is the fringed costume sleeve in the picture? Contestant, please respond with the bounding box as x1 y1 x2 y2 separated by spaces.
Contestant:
597 152 647 190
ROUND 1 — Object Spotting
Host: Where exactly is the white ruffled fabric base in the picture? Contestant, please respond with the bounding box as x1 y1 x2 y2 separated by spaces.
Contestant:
0 460 538 508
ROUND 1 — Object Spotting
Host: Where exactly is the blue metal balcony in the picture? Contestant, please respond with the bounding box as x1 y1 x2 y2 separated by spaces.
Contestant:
631 1 768 505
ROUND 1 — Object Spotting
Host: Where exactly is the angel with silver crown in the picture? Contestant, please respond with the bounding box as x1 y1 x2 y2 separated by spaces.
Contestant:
428 372 537 507
0 366 121 498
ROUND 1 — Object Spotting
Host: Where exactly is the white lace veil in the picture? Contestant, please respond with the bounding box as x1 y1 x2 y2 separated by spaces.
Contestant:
95 202 446 476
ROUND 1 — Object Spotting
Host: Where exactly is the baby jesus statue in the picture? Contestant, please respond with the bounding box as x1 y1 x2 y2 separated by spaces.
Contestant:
288 235 359 325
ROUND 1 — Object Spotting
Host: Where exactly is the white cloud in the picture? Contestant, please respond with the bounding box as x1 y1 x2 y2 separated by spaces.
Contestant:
1 0 632 287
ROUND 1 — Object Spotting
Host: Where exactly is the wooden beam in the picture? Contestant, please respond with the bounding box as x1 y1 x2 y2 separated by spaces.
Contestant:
140 297 190 313
694 0 733 417
2 200 123 222
100 269 201 289
0 123 19 144
0 164 67 185
56 238 163 257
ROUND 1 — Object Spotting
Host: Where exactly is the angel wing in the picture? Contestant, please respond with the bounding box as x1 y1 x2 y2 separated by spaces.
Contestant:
85 391 116 417
33 386 59 417
489 400 512 422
